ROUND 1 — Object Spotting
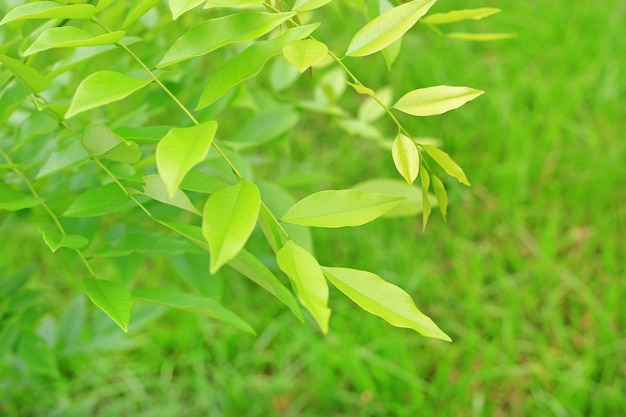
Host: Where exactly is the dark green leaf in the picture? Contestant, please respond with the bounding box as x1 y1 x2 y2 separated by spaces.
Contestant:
63 183 135 217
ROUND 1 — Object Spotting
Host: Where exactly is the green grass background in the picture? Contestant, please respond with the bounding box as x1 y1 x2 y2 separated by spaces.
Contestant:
1 1 625 416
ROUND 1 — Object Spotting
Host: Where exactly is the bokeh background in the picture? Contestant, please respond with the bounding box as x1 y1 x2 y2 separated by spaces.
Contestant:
1 1 624 416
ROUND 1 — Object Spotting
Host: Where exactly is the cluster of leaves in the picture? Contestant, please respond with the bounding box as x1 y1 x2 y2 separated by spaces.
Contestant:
0 0 506 353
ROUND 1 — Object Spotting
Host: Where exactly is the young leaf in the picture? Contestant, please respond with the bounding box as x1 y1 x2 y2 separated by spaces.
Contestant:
196 24 318 109
142 175 201 215
133 288 256 334
65 71 152 119
322 267 451 341
39 226 89 252
281 189 405 228
292 0 333 11
169 0 204 20
63 183 135 217
283 39 328 73
419 166 431 230
82 279 134 333
0 54 50 92
430 174 448 220
421 8 500 25
277 241 330 334
393 85 484 116
352 178 433 218
422 144 470 186
82 124 142 163
156 12 296 68
24 27 125 56
0 2 95 26
0 183 45 211
392 134 420 184
346 0 436 57
202 181 261 273
123 0 160 28
156 121 218 198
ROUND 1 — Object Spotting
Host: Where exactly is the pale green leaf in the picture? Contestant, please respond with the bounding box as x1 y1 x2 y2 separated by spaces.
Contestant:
123 0 160 28
431 174 448 220
39 226 89 252
156 12 295 68
281 189 405 228
346 81 375 96
63 183 135 217
94 232 201 257
293 0 333 11
421 8 500 25
277 241 330 334
204 0 265 8
382 37 402 70
65 71 152 119
133 288 255 334
283 39 328 73
96 0 117 13
346 0 436 57
447 32 517 41
195 23 318 108
202 181 261 273
0 2 95 26
0 54 50 92
169 0 204 19
419 166 431 230
352 178 436 217
24 27 125 56
322 267 451 341
258 204 286 253
0 183 45 211
82 279 134 332
423 144 470 186
156 121 217 198
392 134 420 184
393 85 484 116
358 86 393 122
142 175 201 215
36 140 89 179
82 123 142 163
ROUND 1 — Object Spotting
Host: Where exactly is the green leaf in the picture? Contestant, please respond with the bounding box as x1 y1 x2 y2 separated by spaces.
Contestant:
392 134 420 184
17 332 58 377
431 174 448 220
0 2 95 26
196 24 318 109
65 71 152 119
422 144 470 186
281 189 405 228
346 0 436 57
0 183 44 211
322 267 451 341
82 279 134 332
346 81 375 96
446 32 517 41
419 166 431 230
277 241 330 334
63 183 135 217
162 222 210 252
82 124 142 163
123 0 160 28
204 0 265 8
393 85 484 116
293 0 333 12
156 12 296 68
421 8 500 25
229 249 303 322
202 181 261 273
95 231 201 257
24 27 125 57
36 140 89 179
133 288 255 334
283 39 328 73
142 175 201 215
258 204 286 253
0 54 50 92
228 106 299 150
156 121 217 198
352 178 435 217
39 226 89 252
180 170 229 194
169 0 204 20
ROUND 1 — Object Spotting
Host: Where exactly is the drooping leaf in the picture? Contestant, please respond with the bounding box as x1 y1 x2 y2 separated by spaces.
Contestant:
283 39 328 73
423 144 470 185
229 249 303 321
277 240 330 333
156 12 295 68
133 288 255 334
393 85 484 116
281 189 405 228
346 0 436 57
82 278 134 332
419 166 431 230
0 54 50 92
24 27 125 56
82 124 142 163
156 121 218 198
0 183 44 211
421 8 500 25
446 32 516 41
142 174 201 215
258 204 286 253
430 174 448 220
39 226 89 252
63 183 135 217
196 24 318 109
65 71 152 119
95 231 201 257
123 0 160 28
392 134 420 184
169 0 204 19
202 181 261 273
292 0 333 11
0 2 95 26
322 267 451 341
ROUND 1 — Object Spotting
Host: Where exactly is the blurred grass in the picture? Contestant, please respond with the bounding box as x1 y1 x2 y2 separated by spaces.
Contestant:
2 1 625 416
